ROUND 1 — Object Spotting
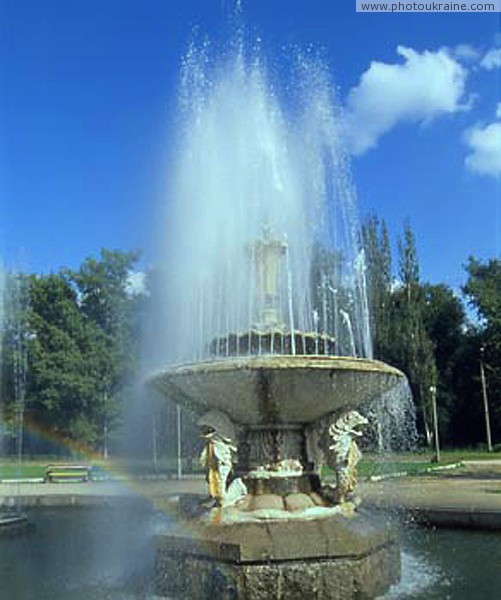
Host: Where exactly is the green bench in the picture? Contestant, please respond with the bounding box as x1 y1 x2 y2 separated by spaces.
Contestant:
44 464 92 483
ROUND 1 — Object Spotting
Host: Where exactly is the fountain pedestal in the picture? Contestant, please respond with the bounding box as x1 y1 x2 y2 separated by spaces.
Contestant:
156 514 399 599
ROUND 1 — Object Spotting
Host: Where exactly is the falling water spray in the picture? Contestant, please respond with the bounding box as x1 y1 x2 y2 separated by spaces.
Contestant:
158 37 372 365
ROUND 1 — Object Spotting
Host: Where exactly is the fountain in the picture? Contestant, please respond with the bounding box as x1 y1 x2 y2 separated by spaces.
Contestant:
148 29 405 599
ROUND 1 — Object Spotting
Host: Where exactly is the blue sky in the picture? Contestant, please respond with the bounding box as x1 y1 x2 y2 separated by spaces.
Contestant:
1 0 499 289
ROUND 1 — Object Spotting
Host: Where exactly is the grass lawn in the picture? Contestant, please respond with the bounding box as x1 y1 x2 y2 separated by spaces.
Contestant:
1 449 498 481
0 458 109 480
322 449 500 480
430 449 501 461
322 459 444 480
0 457 198 480
358 459 439 478
359 449 501 479
0 462 47 479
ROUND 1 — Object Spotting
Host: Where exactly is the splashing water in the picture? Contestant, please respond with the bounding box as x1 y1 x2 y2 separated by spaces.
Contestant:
158 35 372 364
383 549 445 599
364 378 418 453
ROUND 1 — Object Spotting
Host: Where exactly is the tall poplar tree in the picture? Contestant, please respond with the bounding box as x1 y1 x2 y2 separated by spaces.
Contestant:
361 214 392 358
395 222 436 444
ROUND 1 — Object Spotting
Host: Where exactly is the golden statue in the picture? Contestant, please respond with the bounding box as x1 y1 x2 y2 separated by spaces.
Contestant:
198 409 246 507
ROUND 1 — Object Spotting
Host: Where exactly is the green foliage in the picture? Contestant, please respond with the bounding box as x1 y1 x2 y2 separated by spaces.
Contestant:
361 214 392 357
464 257 501 329
64 249 144 455
1 249 145 456
398 220 420 291
463 257 501 443
362 217 438 444
361 218 499 450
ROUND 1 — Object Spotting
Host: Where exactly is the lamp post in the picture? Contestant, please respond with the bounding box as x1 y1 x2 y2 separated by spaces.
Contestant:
430 385 440 463
176 404 183 479
479 346 493 453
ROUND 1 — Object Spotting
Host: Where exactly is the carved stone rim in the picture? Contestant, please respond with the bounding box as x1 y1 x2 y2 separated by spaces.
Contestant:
152 355 404 379
148 355 406 427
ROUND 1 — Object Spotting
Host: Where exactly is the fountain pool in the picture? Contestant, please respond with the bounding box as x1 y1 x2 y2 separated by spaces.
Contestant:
0 507 499 599
0 504 169 600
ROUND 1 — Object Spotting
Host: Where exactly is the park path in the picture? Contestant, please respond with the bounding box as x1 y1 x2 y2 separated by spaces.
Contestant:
359 460 501 528
360 474 501 511
2 462 501 517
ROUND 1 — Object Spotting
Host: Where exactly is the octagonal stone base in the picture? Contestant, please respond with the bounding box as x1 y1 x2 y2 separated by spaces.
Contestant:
155 512 400 599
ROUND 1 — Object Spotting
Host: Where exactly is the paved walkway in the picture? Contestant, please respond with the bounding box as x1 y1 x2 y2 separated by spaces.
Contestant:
359 461 501 529
2 462 501 527
360 460 501 511
0 477 205 509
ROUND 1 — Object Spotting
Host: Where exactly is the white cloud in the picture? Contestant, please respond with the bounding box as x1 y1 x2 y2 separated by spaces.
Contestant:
345 46 470 155
496 103 501 119
452 44 480 63
480 48 501 70
464 121 501 178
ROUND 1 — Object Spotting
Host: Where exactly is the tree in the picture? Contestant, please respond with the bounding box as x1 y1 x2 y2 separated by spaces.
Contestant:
463 257 501 445
27 273 104 449
421 283 466 444
464 258 501 334
398 221 420 297
361 214 392 358
65 249 143 456
394 222 437 445
1 250 146 456
361 218 439 446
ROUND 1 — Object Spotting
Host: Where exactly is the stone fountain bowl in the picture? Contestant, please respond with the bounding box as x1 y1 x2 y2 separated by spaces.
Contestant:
149 355 404 425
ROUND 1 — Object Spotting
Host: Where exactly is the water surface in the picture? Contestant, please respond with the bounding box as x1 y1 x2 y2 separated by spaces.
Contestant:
1 508 500 599
0 504 169 599
386 526 501 599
